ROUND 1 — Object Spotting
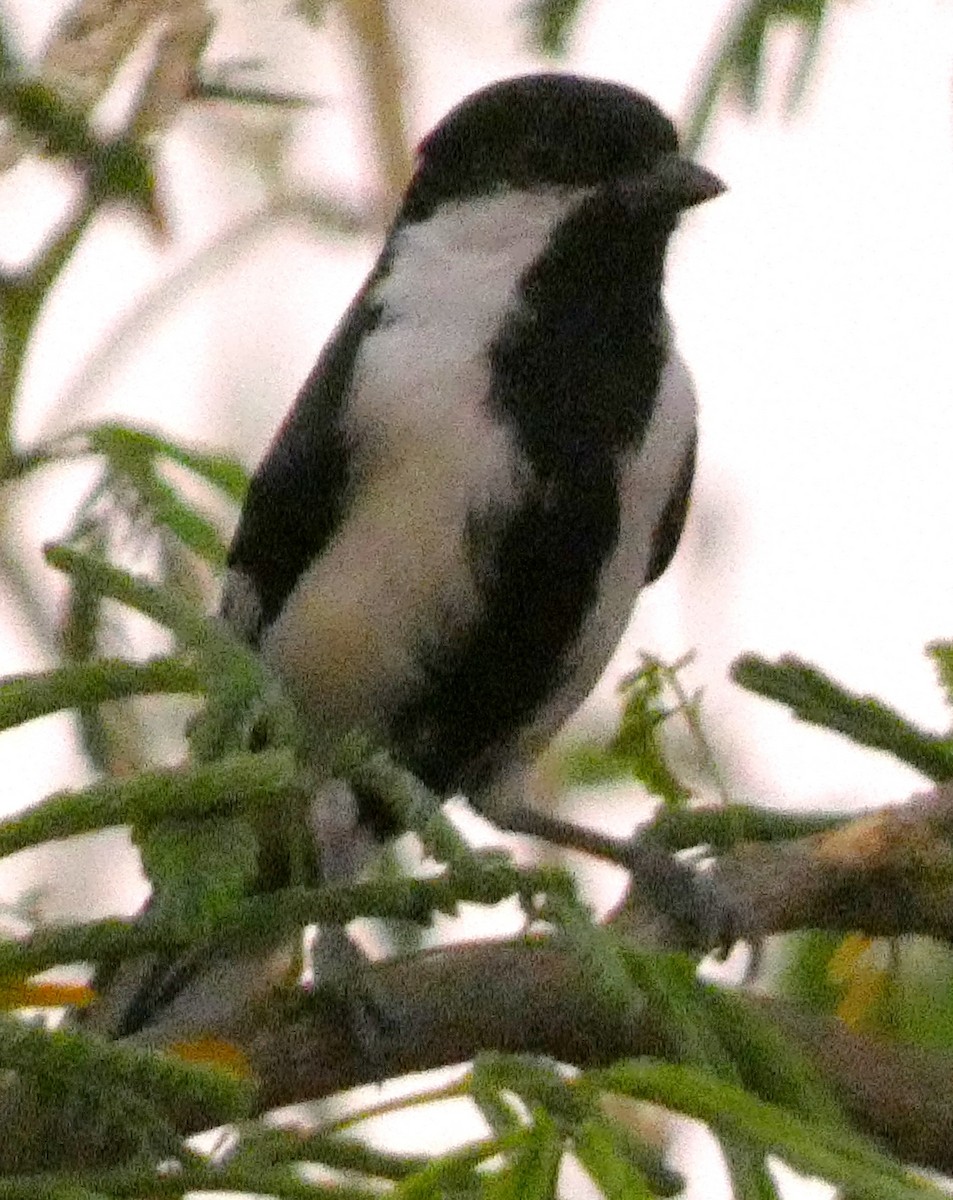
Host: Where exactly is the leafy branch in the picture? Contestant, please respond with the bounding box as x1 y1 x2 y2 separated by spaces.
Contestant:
732 653 953 781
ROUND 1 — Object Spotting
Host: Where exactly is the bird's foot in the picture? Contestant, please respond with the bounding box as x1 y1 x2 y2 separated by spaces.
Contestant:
308 927 397 1069
617 840 751 955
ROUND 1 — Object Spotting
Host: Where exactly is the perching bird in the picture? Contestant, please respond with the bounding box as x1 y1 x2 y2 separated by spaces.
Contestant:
94 73 724 1044
221 72 723 876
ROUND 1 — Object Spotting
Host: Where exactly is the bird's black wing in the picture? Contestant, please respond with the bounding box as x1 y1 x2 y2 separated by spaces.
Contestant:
221 288 382 646
645 430 696 584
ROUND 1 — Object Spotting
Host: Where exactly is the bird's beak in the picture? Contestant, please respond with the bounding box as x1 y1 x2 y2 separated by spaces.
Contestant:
649 154 726 210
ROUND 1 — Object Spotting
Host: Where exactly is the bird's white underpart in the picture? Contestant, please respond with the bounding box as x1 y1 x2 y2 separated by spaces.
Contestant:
262 188 584 752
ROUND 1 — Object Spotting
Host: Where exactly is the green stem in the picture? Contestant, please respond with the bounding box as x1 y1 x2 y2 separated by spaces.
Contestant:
43 543 278 759
0 1160 381 1200
0 865 548 979
0 656 201 733
0 202 95 475
0 748 296 860
593 1061 940 1200
732 654 953 781
645 802 842 852
0 1015 250 1124
348 749 489 874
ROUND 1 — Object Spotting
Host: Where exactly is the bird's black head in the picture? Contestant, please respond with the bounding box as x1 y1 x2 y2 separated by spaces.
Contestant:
400 73 723 223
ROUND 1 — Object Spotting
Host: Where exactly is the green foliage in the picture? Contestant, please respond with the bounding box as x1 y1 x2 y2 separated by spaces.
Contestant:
573 1116 664 1199
0 79 158 216
487 1106 563 1200
779 930 845 1016
0 657 200 735
522 0 589 55
347 746 504 876
594 1059 940 1200
722 0 830 108
194 69 319 111
684 0 838 150
732 653 953 780
0 1012 252 1129
0 748 295 860
873 941 953 1052
136 817 260 934
563 653 726 805
84 424 250 506
786 935 953 1055
703 984 845 1126
927 640 953 708
545 888 648 1019
514 0 846 144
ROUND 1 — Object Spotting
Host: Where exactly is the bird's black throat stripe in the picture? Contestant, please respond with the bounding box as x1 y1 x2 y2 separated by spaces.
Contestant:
389 464 622 799
388 191 671 800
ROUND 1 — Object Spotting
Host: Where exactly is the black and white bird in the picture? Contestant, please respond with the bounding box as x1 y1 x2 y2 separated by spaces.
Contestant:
221 72 723 878
92 72 725 1045
221 72 722 874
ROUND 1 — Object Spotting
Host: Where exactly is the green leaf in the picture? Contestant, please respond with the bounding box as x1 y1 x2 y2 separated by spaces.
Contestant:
43 544 274 760
683 0 835 151
872 940 953 1051
927 641 953 711
0 7 21 76
137 817 259 933
0 868 544 982
129 464 230 565
521 0 588 55
0 1014 251 1124
485 1109 563 1200
573 1117 655 1200
564 658 691 803
0 206 95 472
720 1139 779 1200
270 1132 429 1180
0 78 158 216
0 749 295 860
732 653 953 780
704 984 846 1127
615 660 691 803
293 0 331 27
593 1060 940 1200
475 1054 590 1131
0 656 200 734
58 518 113 768
779 931 841 1014
86 423 249 503
470 1063 524 1136
195 79 317 109
723 0 830 109
78 423 245 565
545 891 644 1019
348 749 490 876
621 948 735 1075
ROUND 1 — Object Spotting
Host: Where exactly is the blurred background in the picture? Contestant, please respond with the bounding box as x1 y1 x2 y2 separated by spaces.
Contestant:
0 0 952 1186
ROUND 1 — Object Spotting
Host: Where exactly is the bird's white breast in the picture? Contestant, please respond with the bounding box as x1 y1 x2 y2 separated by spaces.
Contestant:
263 189 582 743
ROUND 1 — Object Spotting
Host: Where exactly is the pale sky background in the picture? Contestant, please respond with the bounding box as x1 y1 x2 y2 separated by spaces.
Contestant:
0 0 952 1190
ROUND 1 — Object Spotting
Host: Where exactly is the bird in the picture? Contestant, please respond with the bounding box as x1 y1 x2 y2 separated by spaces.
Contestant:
93 73 725 1045
221 72 724 883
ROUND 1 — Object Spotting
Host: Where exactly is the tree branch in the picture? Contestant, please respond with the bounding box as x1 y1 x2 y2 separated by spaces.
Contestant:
8 788 953 1176
148 939 953 1176
704 783 953 941
515 785 953 945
